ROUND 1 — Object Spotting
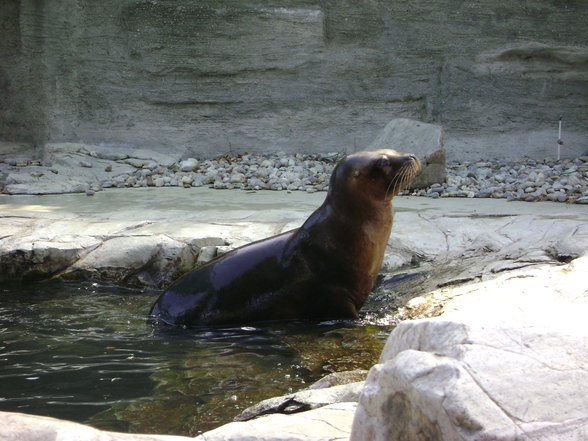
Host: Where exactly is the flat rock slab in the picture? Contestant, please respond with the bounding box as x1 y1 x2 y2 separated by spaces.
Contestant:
351 257 588 441
0 411 192 441
194 402 357 441
235 381 364 422
1 188 587 288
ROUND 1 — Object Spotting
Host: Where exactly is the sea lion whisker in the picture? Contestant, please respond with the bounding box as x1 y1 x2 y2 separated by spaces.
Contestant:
386 166 408 199
385 171 402 200
389 164 411 197
395 163 417 195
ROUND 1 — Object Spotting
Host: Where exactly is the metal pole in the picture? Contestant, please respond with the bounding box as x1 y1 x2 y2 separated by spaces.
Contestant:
557 116 563 161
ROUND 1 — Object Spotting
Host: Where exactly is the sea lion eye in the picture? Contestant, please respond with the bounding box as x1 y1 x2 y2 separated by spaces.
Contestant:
378 157 390 167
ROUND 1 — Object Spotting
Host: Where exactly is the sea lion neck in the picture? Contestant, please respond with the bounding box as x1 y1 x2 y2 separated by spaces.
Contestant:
324 189 394 223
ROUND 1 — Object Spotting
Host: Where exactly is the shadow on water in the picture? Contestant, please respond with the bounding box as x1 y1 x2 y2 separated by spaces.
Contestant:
0 280 396 436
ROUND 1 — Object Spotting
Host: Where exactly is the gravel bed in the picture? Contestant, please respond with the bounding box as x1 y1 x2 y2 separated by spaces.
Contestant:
109 152 587 204
416 157 588 204
3 151 588 203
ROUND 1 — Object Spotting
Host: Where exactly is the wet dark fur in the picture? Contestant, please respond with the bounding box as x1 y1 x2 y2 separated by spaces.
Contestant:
149 149 420 327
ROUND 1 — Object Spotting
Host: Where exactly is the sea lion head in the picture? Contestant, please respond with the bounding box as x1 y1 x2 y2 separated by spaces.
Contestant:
329 149 421 204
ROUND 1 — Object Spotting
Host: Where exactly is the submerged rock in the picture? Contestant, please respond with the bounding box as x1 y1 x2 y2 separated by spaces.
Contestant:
234 381 364 422
195 403 357 441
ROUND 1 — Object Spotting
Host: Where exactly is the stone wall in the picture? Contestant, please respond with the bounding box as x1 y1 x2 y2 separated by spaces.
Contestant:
1 0 587 160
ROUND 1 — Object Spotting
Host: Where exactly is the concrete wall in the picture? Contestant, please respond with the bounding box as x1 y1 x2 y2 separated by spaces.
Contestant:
1 0 587 160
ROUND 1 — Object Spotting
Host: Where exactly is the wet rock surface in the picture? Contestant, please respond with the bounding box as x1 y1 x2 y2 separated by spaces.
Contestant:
234 381 364 422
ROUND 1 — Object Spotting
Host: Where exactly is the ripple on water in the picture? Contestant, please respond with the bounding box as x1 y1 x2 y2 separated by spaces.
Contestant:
0 280 394 436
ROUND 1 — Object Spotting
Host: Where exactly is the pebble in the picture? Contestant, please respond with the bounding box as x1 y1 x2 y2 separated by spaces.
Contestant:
5 152 588 204
180 158 199 172
417 157 588 204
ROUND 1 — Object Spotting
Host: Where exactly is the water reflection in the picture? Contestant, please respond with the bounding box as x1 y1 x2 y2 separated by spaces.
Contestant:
0 281 390 435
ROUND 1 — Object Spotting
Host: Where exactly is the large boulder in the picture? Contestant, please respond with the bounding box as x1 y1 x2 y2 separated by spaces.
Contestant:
368 118 445 188
351 257 588 441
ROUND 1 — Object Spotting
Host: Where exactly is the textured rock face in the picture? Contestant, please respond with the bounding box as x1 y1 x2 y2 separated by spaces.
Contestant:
1 1 587 160
351 257 588 441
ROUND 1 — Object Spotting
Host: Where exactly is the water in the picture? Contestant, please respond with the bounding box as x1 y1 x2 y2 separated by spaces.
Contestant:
0 281 392 436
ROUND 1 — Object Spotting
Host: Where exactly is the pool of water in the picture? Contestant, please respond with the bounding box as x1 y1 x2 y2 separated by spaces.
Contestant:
0 281 393 436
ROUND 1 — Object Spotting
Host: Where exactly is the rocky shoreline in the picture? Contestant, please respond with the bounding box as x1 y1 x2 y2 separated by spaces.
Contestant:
1 182 587 440
3 256 587 441
2 145 587 203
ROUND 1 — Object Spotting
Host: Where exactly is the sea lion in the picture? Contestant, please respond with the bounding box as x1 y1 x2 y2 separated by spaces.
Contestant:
149 149 420 327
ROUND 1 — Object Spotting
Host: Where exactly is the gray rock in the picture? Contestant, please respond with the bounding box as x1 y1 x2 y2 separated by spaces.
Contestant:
547 192 568 202
179 158 199 172
235 381 364 422
474 189 492 198
197 246 218 264
0 237 101 283
567 173 582 187
180 175 192 186
351 257 588 441
229 173 245 184
213 181 228 189
0 411 193 441
305 370 368 390
249 177 267 189
125 158 151 168
196 402 357 441
63 235 196 287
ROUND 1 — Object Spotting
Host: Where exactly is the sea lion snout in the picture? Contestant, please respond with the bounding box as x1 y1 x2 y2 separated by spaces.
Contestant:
380 152 421 198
